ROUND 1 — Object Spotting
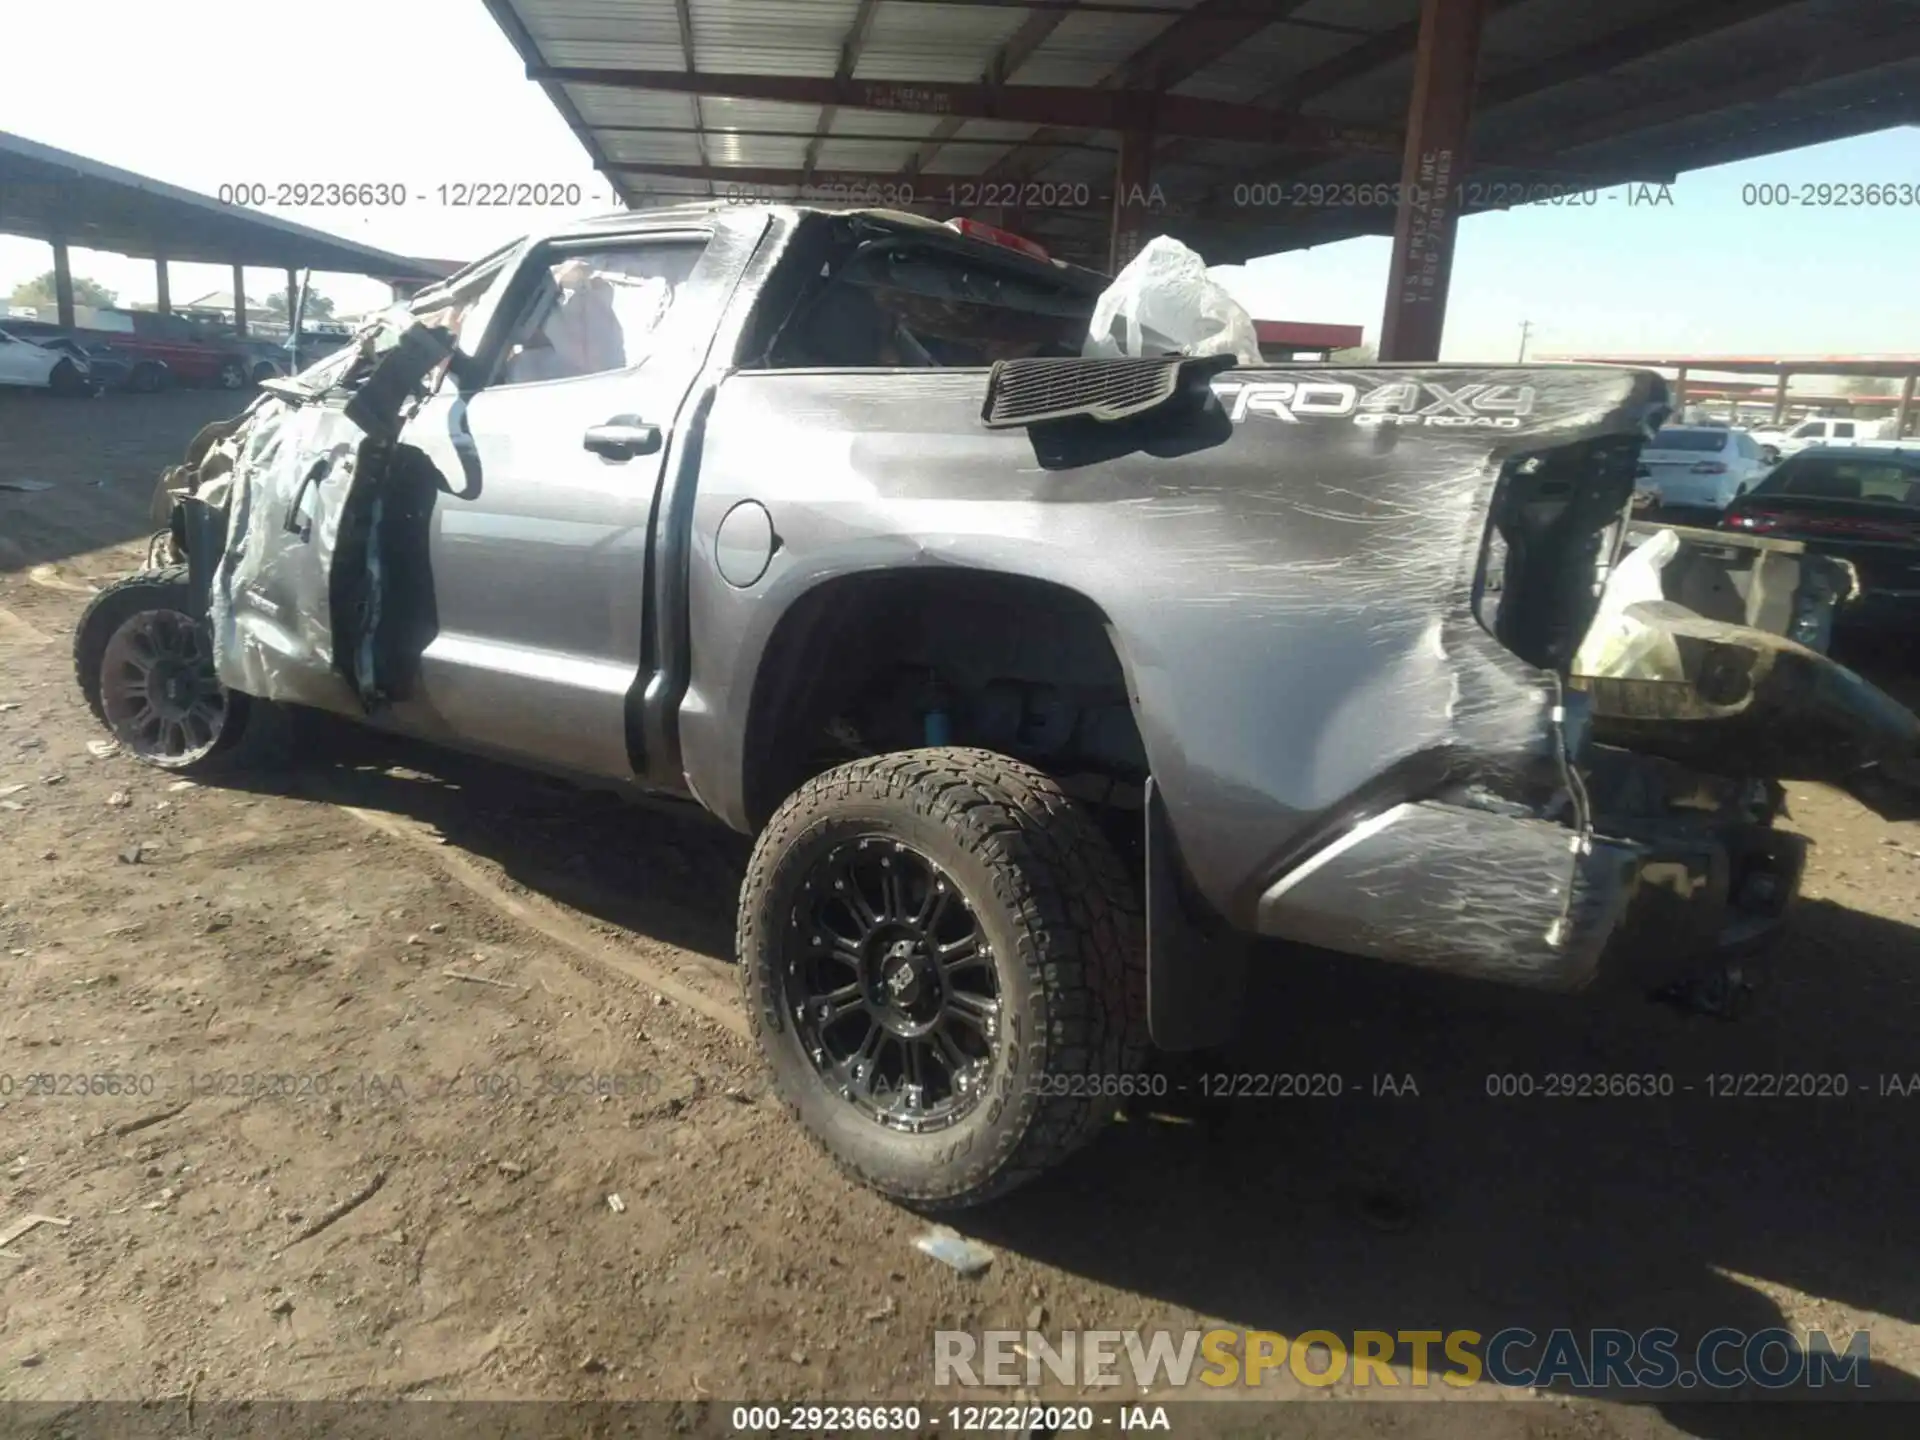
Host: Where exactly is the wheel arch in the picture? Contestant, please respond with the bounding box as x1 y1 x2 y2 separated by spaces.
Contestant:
736 566 1144 832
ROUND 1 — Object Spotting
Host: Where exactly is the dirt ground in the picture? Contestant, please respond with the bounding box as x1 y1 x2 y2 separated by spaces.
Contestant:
3 389 1919 1437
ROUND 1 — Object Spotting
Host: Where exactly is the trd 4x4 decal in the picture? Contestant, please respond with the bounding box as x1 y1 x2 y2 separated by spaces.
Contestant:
1214 378 1538 429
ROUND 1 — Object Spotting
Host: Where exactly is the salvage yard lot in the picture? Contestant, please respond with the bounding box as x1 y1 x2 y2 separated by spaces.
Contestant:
4 390 1920 1432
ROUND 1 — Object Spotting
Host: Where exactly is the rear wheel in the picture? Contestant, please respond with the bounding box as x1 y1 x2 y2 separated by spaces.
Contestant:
739 748 1146 1209
215 359 248 391
130 362 166 394
73 570 287 773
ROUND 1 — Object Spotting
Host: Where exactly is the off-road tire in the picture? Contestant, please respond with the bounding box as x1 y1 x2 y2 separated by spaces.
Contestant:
739 747 1147 1209
73 568 290 773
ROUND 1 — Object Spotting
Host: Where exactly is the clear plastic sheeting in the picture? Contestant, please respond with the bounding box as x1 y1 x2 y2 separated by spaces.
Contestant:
1082 236 1262 367
1572 526 1685 682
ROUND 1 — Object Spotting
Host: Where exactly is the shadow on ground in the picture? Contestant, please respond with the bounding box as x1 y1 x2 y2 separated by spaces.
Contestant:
0 390 243 573
204 702 1920 1437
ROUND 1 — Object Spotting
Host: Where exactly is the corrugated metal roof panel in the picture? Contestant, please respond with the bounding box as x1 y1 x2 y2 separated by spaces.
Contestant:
812 137 927 170
1169 22 1356 102
599 132 710 166
565 84 701 128
497 0 1920 262
1478 0 1682 74
537 37 689 67
828 110 949 139
694 0 856 74
1291 0 1415 40
694 96 830 129
1008 6 1179 87
705 136 815 167
856 2 1038 84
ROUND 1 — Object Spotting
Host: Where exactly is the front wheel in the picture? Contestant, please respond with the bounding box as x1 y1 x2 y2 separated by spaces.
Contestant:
48 358 90 396
215 359 248 390
73 569 288 773
739 748 1146 1210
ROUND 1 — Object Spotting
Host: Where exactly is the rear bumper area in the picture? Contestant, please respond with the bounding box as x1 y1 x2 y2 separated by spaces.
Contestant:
1253 800 1804 993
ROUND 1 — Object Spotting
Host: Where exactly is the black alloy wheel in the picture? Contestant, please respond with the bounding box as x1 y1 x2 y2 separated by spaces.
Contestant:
784 836 1001 1133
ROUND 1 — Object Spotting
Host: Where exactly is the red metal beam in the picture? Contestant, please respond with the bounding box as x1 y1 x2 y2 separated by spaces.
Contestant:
586 123 1114 149
609 161 939 194
533 65 1400 149
1108 130 1153 272
1255 319 1364 350
974 0 1315 190
1379 0 1488 362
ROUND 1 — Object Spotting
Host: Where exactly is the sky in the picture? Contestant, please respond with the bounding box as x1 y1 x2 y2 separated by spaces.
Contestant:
2 0 1917 362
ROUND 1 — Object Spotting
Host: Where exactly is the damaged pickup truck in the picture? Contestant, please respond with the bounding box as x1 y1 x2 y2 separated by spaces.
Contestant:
76 204 1920 1208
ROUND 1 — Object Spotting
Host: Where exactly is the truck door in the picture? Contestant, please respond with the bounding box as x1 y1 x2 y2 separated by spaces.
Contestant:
389 222 757 780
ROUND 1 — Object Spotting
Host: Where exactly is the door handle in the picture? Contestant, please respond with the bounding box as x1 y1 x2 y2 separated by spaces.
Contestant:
583 417 662 461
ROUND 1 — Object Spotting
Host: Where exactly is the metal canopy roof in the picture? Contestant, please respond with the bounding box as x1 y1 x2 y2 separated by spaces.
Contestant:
488 0 1920 268
0 131 455 280
1548 353 1920 378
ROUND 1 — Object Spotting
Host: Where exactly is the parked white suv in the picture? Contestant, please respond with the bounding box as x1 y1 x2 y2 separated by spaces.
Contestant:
1634 425 1771 510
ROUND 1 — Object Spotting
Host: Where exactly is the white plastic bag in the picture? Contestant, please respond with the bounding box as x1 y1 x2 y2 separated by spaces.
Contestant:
1571 527 1685 680
1082 236 1262 366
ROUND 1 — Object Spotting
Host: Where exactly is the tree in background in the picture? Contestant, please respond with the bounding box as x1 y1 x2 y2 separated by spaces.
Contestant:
9 271 118 310
265 287 336 322
1836 376 1898 397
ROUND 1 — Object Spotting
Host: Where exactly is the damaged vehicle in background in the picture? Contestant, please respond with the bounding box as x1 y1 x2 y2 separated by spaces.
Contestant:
74 205 1920 1209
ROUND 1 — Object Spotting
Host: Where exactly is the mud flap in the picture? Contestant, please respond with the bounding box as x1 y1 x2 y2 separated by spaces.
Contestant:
1145 777 1249 1050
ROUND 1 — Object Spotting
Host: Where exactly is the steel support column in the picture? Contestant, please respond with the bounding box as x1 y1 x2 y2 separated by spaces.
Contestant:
1896 374 1916 438
231 265 247 337
1771 372 1790 424
285 269 300 328
52 240 75 328
1378 0 1487 362
1109 129 1154 274
155 258 171 316
1672 365 1687 414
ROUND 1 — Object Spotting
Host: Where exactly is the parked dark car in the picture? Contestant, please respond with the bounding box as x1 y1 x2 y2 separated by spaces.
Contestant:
1722 445 1920 635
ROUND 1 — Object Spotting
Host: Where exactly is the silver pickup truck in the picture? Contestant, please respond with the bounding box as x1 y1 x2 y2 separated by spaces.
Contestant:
76 203 1920 1208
